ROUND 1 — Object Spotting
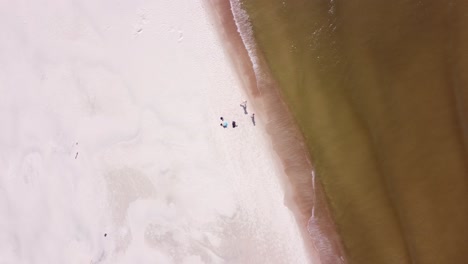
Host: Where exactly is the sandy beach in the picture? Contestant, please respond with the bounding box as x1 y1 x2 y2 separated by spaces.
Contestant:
0 1 312 263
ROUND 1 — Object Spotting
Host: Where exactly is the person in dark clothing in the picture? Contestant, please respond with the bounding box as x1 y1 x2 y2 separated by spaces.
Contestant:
232 121 237 128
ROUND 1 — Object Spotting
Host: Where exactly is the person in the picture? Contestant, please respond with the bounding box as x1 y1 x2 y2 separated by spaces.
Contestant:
240 101 248 114
251 113 256 126
232 121 237 128
219 117 228 128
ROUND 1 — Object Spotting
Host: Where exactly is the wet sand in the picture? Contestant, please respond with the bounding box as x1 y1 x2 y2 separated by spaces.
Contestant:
217 1 468 264
204 1 346 263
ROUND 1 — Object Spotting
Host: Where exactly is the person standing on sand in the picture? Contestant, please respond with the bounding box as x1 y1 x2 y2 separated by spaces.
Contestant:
232 121 237 128
240 101 248 115
251 113 256 126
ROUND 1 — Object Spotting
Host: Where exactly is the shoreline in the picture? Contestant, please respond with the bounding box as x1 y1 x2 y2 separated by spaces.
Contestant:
203 1 347 263
1 1 316 262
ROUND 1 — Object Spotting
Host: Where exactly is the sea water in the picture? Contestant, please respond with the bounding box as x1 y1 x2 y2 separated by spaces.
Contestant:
233 1 468 263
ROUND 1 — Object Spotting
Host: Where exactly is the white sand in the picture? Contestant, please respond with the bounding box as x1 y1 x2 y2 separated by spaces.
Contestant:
0 1 309 263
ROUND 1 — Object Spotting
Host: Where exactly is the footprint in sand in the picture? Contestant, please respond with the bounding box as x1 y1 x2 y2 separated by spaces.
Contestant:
134 11 148 36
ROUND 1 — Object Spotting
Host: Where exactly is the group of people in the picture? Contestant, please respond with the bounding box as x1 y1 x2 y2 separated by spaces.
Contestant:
219 101 256 128
219 116 235 128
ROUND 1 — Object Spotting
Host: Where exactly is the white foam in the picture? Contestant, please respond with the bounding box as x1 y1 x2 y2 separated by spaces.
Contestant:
229 0 264 84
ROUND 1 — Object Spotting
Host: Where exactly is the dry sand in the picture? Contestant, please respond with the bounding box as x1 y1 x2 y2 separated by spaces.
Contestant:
0 0 312 263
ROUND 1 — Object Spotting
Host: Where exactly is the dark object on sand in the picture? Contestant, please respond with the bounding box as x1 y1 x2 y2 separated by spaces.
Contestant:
220 117 224 121
232 121 237 128
251 113 256 126
104 233 107 237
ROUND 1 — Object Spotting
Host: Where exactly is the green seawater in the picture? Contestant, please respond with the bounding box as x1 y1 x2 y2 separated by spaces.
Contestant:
241 1 468 263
